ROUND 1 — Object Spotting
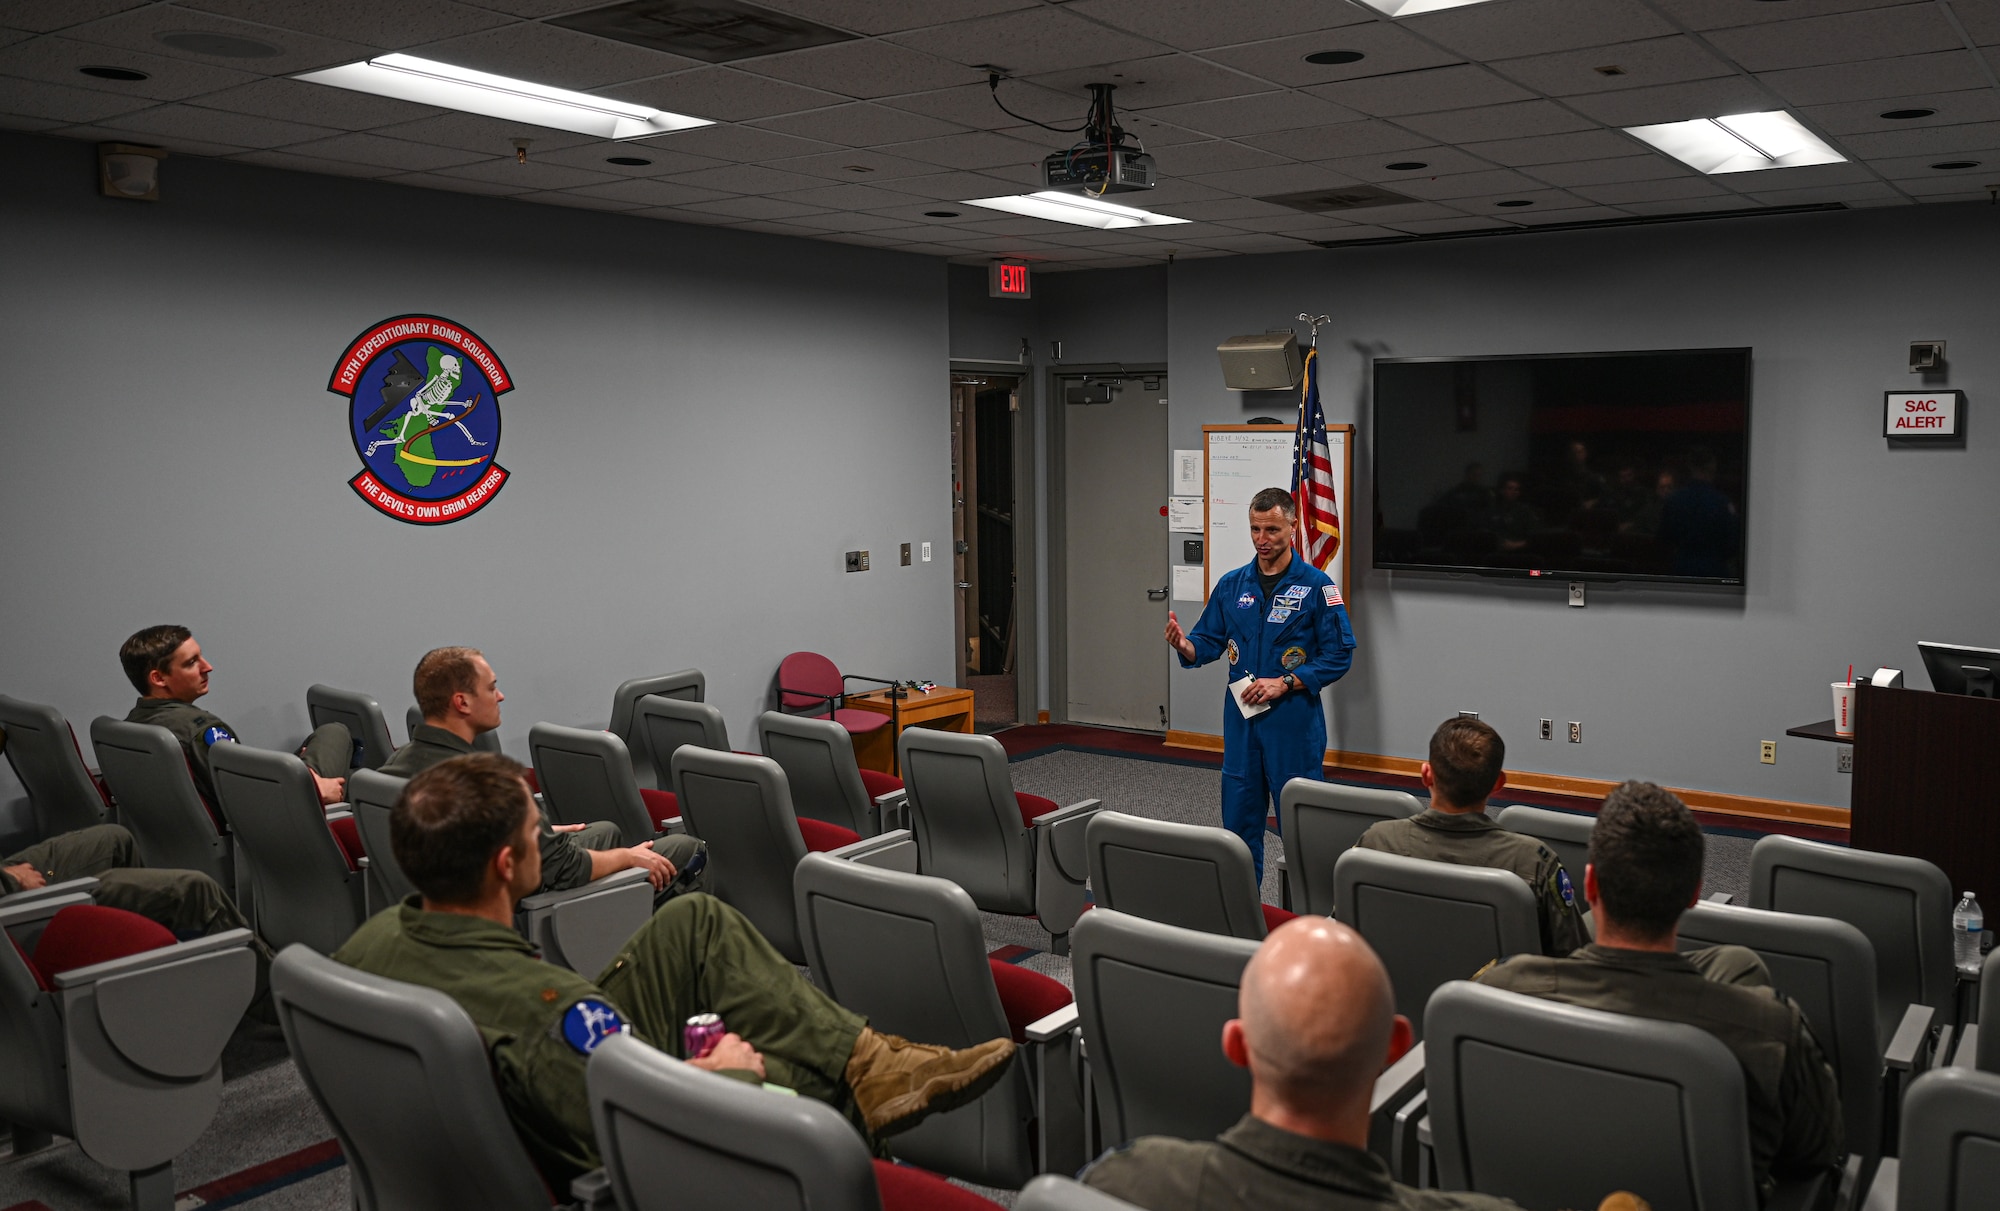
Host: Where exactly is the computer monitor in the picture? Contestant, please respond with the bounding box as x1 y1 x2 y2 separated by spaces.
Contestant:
1918 641 2000 698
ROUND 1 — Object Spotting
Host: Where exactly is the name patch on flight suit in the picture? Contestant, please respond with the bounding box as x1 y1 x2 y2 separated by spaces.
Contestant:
1276 585 1309 605
559 999 629 1055
201 725 235 747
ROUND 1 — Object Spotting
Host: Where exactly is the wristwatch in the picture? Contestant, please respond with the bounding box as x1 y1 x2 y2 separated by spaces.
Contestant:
1281 673 1297 693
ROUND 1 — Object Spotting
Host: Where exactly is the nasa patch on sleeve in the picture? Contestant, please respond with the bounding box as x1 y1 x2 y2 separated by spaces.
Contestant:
558 999 628 1055
201 725 236 747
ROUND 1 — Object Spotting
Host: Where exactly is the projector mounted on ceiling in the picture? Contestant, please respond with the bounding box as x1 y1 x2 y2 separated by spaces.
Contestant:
990 75 1155 194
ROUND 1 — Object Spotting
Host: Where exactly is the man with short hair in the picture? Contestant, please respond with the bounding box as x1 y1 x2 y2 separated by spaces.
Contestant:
1083 916 1516 1210
1166 487 1356 885
335 753 1016 1187
1355 718 1587 956
380 646 700 897
1477 781 1842 1201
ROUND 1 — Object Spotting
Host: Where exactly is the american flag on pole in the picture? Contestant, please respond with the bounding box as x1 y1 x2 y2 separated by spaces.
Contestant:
1291 346 1342 573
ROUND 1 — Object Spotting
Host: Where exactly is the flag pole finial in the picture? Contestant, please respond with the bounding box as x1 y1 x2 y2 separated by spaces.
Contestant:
1297 313 1331 349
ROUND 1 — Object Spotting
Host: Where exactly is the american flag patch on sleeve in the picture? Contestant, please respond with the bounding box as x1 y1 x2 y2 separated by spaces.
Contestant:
1322 584 1343 607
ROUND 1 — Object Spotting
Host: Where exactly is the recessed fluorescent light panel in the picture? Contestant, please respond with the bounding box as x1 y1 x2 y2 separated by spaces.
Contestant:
963 192 1190 230
1624 111 1845 175
295 54 712 140
1356 0 1504 15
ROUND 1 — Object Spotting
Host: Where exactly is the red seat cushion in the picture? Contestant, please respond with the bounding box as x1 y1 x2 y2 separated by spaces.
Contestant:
32 905 177 987
857 769 904 800
1261 904 1298 935
778 652 843 713
1014 792 1059 829
640 788 679 831
987 957 1074 1043
871 1160 1005 1211
522 769 540 795
329 816 365 871
829 709 892 734
797 817 862 853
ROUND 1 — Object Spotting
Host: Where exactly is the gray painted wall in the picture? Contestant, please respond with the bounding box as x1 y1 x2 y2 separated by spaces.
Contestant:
1168 204 2000 808
0 132 953 848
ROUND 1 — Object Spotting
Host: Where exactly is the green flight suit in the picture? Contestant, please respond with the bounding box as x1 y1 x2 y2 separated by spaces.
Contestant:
1084 1115 1519 1211
125 696 351 807
333 892 867 1186
0 823 256 941
1354 809 1589 956
1478 943 1843 1202
377 723 703 896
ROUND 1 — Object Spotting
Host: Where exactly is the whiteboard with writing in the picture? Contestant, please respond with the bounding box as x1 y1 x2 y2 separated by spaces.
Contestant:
1202 424 1352 600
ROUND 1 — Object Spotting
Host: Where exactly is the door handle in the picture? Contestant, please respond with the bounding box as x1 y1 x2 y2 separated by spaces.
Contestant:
1146 586 1169 601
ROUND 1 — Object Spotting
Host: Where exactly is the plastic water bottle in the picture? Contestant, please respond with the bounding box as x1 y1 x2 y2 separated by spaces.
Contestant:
1953 892 1983 969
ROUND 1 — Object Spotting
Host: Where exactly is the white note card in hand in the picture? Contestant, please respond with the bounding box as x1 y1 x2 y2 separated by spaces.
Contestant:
1231 676 1270 719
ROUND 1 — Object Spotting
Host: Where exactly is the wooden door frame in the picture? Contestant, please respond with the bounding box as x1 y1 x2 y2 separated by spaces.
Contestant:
950 361 1032 725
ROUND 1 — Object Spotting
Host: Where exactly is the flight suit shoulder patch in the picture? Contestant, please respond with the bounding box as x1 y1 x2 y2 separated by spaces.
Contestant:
556 998 629 1055
1556 868 1575 907
200 725 235 747
1322 583 1343 607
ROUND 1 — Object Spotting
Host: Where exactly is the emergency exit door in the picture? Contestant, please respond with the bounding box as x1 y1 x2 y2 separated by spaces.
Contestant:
1063 375 1169 731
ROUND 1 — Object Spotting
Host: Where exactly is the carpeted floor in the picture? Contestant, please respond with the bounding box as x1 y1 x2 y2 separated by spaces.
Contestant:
0 732 1819 1210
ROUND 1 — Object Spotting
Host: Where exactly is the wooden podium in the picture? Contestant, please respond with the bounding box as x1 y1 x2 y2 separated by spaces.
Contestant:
1847 682 2000 909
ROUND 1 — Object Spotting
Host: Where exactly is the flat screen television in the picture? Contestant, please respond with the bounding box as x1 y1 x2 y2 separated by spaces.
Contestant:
1372 348 1751 585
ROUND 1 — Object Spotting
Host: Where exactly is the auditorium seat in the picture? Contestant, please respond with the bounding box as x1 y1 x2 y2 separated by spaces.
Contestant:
1422 979 1830 1211
633 694 733 786
795 853 1079 1186
90 716 235 898
0 693 111 839
585 1032 1005 1211
530 722 679 841
1334 848 1539 1042
1015 1175 1146 1211
1890 1067 2000 1211
208 741 364 954
760 710 906 837
1278 780 1421 916
306 683 397 770
1 893 256 1211
1951 949 1999 1071
1492 804 1596 888
1086 811 1285 941
898 728 1099 954
270 945 578 1211
404 705 504 754
347 769 414 912
775 651 896 742
608 669 704 791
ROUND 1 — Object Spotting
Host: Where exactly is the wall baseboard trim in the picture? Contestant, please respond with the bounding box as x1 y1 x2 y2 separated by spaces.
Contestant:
1161 730 1849 829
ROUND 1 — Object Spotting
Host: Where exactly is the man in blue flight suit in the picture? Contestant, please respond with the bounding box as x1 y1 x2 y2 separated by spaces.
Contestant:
1166 487 1355 886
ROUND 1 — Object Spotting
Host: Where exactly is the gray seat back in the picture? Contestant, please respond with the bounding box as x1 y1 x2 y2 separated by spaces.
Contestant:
404 706 502 754
793 853 1029 1187
1334 848 1540 1041
306 684 395 770
899 729 1033 916
609 670 705 791
1898 1067 2000 1211
634 695 730 789
1016 1176 1147 1211
759 711 876 836
1426 979 1758 1211
0 694 106 838
1492 805 1594 884
208 742 361 954
348 770 415 908
1677 901 1881 1160
670 748 809 963
1751 834 1957 1033
586 1032 876 1211
0 898 74 1137
1278 780 1420 916
529 723 653 841
89 716 231 889
270 945 553 1211
1072 908 1257 1148
1981 949 2000 1072
1086 811 1266 940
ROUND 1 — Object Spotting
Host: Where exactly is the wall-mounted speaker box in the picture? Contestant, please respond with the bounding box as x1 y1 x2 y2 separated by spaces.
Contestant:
1217 331 1301 390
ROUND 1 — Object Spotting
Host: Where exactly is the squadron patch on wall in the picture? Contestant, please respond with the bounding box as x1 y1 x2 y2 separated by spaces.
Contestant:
328 314 513 525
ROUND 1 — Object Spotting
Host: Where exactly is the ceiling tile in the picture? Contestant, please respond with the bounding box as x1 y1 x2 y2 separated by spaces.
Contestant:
1024 54 1269 110
1396 100 1597 144
1646 0 1915 32
1457 127 1647 166
1306 64 1534 118
58 4 376 74
876 129 1047 171
1956 2 2000 45
1884 171 1995 196
1490 36 1736 97
769 145 945 178
0 74 156 123
196 76 442 129
284 131 491 171
751 101 963 146
599 67 847 122
1863 152 1997 178
1403 0 1676 61
771 180 931 209
631 122 839 163
660 162 830 193
755 0 1039 37
736 39 983 97
1149 139 1290 175
1504 203 1632 224
627 204 746 225
229 147 400 177
525 189 646 212
1568 175 1731 204
1704 6 1962 73
1177 231 1318 253
1148 197 1299 221
1143 90 1361 138
53 119 246 155
432 156 621 190
881 79 1078 130
372 112 597 156
1802 90 2000 136
1758 51 1989 106
1837 120 2000 158
1525 154 1692 186
111 102 335 148
1222 211 1377 233
1441 186 1588 212
562 177 737 207
1314 144 1496 180
1711 159 1876 187
1185 160 1363 196
1199 24 1462 89
1 1 151 35
526 142 735 177
1063 0 1373 52
1116 113 1210 147
175 0 511 47
1387 215 1516 234
1392 167 1559 199
379 169 529 196
1561 77 1774 127
410 22 699 89
0 110 68 131
884 169 1036 200
783 208 921 231
1111 176 1231 205
1240 119 1434 160
675 194 831 220
0 33 259 101
1738 180 1905 205
1617 195 1767 215
887 7 1162 75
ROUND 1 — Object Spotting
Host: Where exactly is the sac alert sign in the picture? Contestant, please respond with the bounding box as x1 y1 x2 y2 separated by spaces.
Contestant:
1884 391 1962 444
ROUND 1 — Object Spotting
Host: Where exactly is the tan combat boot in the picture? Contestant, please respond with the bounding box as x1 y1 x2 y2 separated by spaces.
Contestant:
844 1027 1016 1138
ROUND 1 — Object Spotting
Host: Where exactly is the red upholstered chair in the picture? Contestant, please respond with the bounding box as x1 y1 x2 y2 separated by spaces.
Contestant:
587 1032 1008 1211
776 651 897 739
1084 810 1293 941
0 694 112 839
795 853 1086 1185
759 710 908 837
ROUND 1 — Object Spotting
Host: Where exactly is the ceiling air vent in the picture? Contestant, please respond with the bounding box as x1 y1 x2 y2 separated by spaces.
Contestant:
548 0 856 64
1261 185 1419 213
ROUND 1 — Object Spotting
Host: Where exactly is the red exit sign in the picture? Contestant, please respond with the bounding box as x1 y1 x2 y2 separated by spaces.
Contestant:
988 260 1032 299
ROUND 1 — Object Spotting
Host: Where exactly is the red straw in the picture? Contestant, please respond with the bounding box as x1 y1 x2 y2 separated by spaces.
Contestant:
1847 663 1853 687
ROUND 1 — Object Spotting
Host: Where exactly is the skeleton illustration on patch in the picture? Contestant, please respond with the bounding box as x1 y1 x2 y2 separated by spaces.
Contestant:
559 999 628 1055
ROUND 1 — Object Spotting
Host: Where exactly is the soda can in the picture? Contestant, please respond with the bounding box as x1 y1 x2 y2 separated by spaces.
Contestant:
684 1012 726 1059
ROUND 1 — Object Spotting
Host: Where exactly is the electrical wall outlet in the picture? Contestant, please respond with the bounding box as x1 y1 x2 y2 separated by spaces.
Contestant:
844 550 869 572
1569 581 1586 608
1568 721 1582 743
1836 746 1854 773
1458 710 1479 720
1759 740 1776 765
900 542 911 566
1540 719 1553 740
921 542 932 562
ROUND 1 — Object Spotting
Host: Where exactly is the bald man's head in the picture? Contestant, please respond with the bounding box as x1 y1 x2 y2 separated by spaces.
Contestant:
1234 918 1403 1119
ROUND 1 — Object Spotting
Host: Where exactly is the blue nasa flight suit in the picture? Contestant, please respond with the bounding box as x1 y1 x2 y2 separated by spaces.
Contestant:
1180 556 1356 885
